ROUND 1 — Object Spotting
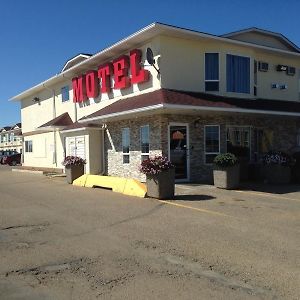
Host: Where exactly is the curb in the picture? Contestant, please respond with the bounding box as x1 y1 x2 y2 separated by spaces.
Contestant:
12 169 44 175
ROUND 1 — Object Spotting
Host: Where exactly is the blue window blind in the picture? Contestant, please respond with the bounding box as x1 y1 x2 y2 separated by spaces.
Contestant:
205 53 219 80
226 55 250 93
61 86 69 102
205 53 219 92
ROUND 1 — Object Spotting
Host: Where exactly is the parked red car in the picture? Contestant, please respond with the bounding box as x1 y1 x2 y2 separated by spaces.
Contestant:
2 153 21 166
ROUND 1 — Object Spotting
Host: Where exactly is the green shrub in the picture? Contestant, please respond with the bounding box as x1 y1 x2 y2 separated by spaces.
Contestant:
214 153 238 168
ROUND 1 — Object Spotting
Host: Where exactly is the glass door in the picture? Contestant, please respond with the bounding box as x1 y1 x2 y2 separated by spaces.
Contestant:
169 124 189 181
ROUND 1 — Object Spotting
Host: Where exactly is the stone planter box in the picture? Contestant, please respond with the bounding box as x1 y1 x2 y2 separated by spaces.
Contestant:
213 164 240 189
65 164 84 184
262 164 291 184
146 168 175 199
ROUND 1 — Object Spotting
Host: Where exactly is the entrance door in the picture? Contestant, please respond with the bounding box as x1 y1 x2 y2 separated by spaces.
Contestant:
169 124 189 181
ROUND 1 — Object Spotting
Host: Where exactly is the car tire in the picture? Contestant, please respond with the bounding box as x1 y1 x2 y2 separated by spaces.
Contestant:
11 161 17 166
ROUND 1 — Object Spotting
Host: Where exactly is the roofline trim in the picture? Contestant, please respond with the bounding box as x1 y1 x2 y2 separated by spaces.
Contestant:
79 104 164 123
61 53 92 72
11 22 300 101
221 27 300 52
79 102 300 123
60 127 104 134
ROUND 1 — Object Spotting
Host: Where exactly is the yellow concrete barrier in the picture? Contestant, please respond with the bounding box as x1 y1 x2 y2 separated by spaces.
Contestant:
73 175 147 198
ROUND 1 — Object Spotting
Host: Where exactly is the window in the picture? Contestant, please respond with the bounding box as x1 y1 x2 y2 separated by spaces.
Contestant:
122 128 130 164
227 127 250 159
205 125 220 164
205 53 219 91
226 54 250 93
61 86 69 102
140 125 150 161
25 140 33 153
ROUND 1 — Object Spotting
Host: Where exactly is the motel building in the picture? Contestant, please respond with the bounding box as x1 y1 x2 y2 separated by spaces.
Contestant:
11 23 300 182
0 123 23 153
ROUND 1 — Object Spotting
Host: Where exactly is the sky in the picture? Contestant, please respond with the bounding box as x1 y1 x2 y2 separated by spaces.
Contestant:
1 0 300 127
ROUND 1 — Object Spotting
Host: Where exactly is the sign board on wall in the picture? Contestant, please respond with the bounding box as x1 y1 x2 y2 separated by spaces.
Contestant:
72 49 150 103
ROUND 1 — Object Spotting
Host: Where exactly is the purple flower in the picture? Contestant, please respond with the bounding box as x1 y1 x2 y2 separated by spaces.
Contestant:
62 156 86 167
139 155 174 175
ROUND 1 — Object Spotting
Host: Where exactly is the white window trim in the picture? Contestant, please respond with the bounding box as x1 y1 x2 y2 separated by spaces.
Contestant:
225 125 251 159
25 140 33 153
61 85 70 102
204 125 220 165
140 125 150 159
122 128 130 164
204 52 220 92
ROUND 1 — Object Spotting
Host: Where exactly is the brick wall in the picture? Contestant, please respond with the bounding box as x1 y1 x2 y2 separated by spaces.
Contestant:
104 113 299 183
105 116 163 181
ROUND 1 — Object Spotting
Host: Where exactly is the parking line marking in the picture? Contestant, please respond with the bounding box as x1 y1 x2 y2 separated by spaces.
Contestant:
157 200 233 218
234 190 300 202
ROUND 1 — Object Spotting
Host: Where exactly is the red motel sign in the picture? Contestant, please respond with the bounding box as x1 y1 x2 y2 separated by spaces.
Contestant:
72 49 150 102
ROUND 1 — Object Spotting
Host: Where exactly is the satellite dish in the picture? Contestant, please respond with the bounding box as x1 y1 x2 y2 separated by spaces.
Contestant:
146 47 160 74
146 48 155 65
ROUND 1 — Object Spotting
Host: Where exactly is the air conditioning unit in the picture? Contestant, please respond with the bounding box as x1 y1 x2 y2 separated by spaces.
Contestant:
258 62 268 72
277 65 288 72
287 66 296 76
280 84 288 90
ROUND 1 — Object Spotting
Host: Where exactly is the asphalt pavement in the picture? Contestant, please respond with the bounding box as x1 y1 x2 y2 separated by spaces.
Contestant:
0 165 299 299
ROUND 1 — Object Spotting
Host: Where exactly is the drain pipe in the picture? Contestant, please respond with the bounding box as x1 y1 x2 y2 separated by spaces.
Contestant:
100 124 107 175
62 74 77 122
43 84 57 167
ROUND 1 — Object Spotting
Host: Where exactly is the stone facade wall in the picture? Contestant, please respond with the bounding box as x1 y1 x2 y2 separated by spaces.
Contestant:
105 113 300 183
105 116 163 181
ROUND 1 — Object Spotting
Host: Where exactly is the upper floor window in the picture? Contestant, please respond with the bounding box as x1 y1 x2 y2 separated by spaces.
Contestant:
226 54 250 94
205 53 219 92
61 86 70 102
25 140 33 153
122 128 130 164
140 125 150 161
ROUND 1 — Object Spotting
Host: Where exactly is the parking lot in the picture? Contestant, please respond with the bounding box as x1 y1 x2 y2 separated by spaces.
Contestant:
0 165 299 299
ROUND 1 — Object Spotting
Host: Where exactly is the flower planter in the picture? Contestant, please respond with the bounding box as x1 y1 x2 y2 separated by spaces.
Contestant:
146 168 175 199
65 164 84 184
262 165 291 184
213 164 240 189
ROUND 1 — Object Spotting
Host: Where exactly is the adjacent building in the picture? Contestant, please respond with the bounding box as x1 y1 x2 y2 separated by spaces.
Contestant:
11 23 300 182
0 123 22 153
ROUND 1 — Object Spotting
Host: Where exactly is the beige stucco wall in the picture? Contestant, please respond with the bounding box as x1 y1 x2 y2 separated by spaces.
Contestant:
21 38 161 134
160 35 300 101
228 32 294 52
19 32 300 172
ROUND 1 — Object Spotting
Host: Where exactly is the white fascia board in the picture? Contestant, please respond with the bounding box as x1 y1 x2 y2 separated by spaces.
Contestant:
221 27 300 52
158 23 300 57
10 23 158 101
35 126 64 131
79 104 164 123
80 103 300 122
163 103 300 117
11 23 300 102
61 54 91 72
60 127 104 134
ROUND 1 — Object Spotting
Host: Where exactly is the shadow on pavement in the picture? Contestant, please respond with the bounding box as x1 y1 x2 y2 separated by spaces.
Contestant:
239 182 300 195
173 194 215 201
